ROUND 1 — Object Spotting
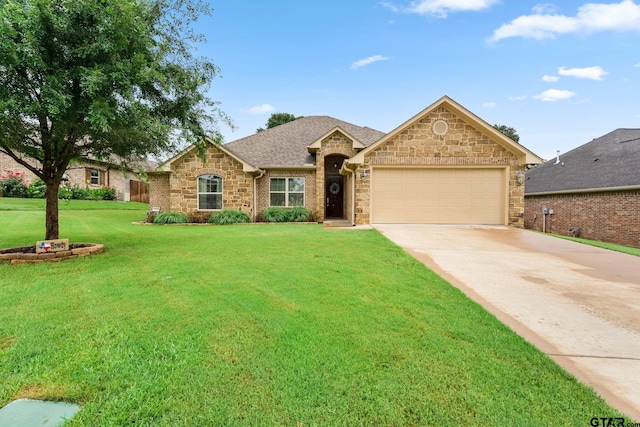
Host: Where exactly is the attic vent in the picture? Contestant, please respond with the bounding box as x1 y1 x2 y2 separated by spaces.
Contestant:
433 120 448 136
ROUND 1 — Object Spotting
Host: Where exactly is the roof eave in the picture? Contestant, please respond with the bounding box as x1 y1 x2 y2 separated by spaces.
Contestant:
349 96 543 165
155 137 259 173
307 126 366 153
526 184 640 196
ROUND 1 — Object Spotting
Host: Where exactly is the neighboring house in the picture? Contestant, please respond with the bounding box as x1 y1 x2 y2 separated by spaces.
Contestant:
0 153 152 203
524 129 640 247
149 96 542 226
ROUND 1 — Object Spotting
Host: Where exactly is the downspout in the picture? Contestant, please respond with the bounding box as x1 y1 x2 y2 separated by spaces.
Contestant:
253 169 266 221
341 161 356 226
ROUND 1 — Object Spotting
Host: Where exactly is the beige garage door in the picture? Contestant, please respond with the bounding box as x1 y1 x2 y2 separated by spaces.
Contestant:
371 168 506 224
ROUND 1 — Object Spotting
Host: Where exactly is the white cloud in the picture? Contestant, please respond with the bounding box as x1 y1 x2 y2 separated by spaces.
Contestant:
558 65 608 80
532 3 559 14
490 0 640 41
384 0 500 18
350 55 390 70
246 104 275 114
534 89 576 102
482 102 496 108
542 75 560 82
508 95 527 101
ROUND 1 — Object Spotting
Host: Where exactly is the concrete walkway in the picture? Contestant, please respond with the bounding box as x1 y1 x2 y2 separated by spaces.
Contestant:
375 224 640 420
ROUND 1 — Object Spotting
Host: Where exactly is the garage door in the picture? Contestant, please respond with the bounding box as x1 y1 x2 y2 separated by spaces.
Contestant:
371 168 506 224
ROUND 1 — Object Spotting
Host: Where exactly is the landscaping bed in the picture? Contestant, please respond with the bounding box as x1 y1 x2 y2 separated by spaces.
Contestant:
0 243 104 264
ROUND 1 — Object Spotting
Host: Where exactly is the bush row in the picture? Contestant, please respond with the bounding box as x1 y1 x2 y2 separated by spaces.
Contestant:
148 207 315 225
0 170 115 201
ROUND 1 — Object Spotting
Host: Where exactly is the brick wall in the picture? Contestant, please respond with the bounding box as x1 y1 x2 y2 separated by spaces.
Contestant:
168 145 253 214
0 152 40 184
149 173 171 211
356 106 525 226
525 191 640 248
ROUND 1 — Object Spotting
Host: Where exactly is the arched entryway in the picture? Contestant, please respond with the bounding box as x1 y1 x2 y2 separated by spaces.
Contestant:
324 154 347 219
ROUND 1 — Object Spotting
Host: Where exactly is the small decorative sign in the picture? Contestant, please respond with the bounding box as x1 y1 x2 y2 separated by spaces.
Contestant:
35 239 69 253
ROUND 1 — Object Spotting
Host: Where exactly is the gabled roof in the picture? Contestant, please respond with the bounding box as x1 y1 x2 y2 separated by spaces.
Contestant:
224 116 385 167
525 128 640 195
155 137 259 173
349 96 542 165
307 126 366 152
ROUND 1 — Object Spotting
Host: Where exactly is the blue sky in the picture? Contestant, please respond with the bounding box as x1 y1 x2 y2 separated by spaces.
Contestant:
197 0 640 160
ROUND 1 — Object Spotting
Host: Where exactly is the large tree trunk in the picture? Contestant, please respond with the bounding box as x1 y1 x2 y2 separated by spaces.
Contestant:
44 180 60 240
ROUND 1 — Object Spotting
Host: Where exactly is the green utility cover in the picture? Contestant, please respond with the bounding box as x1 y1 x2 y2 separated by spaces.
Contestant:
0 398 80 426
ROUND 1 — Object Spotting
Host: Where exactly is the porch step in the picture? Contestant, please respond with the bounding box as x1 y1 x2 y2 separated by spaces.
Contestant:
323 219 354 228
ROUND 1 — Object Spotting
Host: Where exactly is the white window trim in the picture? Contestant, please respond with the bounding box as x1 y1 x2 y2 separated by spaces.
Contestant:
197 174 223 211
269 177 305 207
90 168 99 185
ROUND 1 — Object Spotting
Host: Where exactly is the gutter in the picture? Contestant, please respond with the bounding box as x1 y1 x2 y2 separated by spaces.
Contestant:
260 165 316 170
526 184 640 197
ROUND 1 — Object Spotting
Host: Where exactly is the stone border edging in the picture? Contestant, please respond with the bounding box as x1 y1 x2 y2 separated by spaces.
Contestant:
0 243 104 265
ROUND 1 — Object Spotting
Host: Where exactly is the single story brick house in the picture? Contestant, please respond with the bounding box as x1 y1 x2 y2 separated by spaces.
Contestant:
149 96 542 226
524 128 640 247
0 152 152 202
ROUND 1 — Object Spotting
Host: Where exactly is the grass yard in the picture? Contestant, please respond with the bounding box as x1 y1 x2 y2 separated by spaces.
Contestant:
0 200 625 425
549 233 640 257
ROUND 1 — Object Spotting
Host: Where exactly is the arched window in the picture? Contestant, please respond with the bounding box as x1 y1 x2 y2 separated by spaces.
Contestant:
198 175 223 210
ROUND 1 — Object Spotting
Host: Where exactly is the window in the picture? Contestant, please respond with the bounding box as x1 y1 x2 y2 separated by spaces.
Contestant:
198 175 223 210
270 177 305 207
86 168 101 185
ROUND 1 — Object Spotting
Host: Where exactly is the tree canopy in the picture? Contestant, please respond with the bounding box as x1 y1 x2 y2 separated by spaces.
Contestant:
493 124 520 143
256 113 302 132
0 0 229 239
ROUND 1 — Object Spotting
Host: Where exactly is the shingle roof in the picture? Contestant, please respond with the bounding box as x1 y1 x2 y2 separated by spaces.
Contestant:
525 129 640 194
224 116 385 167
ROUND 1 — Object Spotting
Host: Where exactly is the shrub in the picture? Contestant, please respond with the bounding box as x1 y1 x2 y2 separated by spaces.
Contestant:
71 186 89 200
257 206 313 223
209 210 250 225
27 179 46 198
1 178 28 198
91 187 117 201
153 211 189 224
259 207 288 222
287 206 313 222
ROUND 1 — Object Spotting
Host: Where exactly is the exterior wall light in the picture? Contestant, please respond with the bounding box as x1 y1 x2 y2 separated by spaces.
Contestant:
360 170 367 182
515 170 524 185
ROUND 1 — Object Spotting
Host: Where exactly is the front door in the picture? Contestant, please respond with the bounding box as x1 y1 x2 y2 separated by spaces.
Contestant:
325 175 344 218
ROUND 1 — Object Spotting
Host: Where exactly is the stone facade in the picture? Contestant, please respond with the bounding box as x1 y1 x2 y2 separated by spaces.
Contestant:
162 145 254 214
355 106 526 226
525 191 640 248
314 131 358 222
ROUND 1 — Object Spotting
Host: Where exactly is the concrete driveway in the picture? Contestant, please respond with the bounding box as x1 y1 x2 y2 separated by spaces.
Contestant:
375 224 640 420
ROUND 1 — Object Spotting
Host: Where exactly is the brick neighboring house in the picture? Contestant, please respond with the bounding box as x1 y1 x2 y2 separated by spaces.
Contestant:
0 152 153 203
524 129 640 248
149 96 542 226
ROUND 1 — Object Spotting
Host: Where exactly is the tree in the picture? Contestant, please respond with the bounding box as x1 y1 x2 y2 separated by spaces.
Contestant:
0 0 230 240
256 113 302 132
493 124 520 143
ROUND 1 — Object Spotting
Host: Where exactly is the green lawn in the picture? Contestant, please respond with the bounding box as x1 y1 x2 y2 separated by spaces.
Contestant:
0 199 626 425
550 233 640 257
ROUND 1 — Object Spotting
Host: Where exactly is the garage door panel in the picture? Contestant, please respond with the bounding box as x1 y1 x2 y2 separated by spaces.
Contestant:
371 168 506 224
